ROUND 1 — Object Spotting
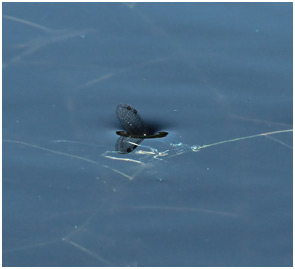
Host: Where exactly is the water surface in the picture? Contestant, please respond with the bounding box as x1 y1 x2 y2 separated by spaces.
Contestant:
3 2 292 266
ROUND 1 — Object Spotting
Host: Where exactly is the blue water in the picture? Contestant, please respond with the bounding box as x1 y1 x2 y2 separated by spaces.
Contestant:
3 2 292 266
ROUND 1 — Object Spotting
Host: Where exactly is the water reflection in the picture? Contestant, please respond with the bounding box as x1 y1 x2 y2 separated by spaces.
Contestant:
115 135 144 154
115 131 169 154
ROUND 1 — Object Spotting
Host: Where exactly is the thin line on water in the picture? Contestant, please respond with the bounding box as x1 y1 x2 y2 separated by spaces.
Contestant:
3 240 60 253
3 14 54 33
104 155 144 165
264 135 292 149
103 165 134 180
198 129 292 150
62 238 113 266
3 139 98 164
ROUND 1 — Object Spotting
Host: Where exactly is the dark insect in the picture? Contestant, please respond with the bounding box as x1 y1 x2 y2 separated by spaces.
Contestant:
116 104 148 136
115 104 168 154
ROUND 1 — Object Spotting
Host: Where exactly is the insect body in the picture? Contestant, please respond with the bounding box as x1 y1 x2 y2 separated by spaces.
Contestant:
116 104 168 138
116 104 148 136
115 104 168 153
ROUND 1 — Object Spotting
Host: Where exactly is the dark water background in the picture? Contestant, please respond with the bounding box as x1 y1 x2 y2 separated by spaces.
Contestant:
3 2 293 266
